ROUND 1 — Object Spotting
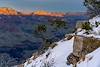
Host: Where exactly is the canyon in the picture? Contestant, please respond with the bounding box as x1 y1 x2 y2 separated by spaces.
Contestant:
0 7 88 67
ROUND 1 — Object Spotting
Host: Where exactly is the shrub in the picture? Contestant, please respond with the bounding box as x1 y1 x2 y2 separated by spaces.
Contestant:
82 22 92 30
36 24 47 32
51 19 67 29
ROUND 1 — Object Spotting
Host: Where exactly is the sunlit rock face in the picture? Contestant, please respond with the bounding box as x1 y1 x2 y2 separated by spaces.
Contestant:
32 10 65 17
0 7 19 15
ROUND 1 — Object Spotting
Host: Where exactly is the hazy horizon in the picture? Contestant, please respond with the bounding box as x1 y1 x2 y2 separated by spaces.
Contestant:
0 0 86 12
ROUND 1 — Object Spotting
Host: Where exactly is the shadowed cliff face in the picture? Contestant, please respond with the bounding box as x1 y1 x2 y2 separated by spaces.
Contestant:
0 15 63 66
0 12 87 66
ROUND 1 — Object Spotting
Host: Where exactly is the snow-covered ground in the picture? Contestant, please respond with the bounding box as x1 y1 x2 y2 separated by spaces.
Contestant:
18 16 100 67
77 48 100 67
22 37 100 67
24 37 74 67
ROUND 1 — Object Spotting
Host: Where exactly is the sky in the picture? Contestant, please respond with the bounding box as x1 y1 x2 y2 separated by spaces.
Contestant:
0 0 86 12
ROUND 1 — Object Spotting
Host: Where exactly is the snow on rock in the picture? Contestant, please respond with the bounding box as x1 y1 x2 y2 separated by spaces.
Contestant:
77 16 100 38
89 16 100 25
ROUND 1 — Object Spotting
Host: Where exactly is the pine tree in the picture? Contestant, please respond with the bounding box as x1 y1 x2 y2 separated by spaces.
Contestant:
84 0 100 18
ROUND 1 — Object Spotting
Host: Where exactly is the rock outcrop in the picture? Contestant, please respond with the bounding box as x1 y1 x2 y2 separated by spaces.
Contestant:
67 35 100 67
0 7 19 15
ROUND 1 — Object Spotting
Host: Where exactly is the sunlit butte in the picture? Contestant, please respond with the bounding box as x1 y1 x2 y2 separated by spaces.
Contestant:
33 10 65 17
0 7 18 15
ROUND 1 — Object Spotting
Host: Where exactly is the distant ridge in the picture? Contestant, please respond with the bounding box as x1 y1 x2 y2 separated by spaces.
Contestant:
31 10 65 17
0 7 86 16
0 7 31 16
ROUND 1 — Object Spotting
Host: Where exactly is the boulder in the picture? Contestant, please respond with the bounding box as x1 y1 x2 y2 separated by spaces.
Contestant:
73 35 100 58
67 35 100 67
